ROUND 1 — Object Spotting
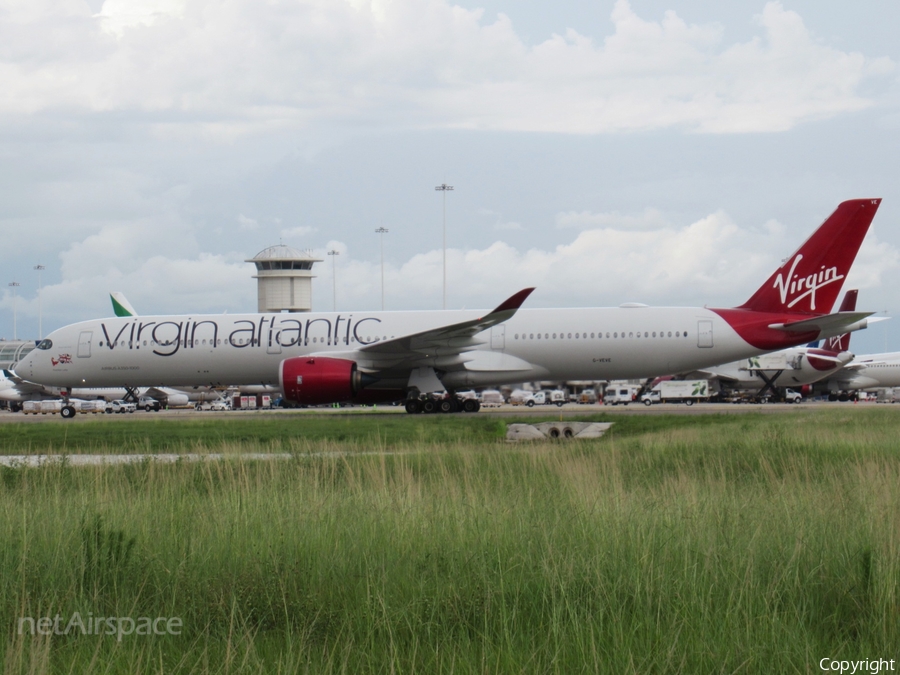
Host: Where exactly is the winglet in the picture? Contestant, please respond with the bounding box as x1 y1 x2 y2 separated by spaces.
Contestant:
489 288 535 315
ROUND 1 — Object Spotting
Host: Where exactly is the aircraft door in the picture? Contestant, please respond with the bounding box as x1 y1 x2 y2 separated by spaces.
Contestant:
267 329 282 355
697 321 713 348
491 325 506 350
77 331 93 358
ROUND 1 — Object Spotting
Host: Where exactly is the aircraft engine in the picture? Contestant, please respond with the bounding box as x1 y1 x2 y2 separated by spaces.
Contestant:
800 384 812 398
164 393 191 407
279 357 362 406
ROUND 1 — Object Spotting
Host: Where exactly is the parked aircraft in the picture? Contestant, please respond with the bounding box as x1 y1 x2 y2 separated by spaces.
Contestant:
815 349 900 396
14 199 882 415
684 290 861 399
0 370 197 409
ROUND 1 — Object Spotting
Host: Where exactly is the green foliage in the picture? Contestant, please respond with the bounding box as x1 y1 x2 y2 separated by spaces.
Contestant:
2 408 900 672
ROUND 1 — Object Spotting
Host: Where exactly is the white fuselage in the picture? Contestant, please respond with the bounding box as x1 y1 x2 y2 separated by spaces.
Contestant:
14 306 806 391
820 352 900 391
701 347 853 391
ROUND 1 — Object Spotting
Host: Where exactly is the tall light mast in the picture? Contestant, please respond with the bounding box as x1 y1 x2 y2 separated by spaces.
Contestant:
34 264 45 339
8 281 20 340
327 250 340 311
375 227 389 311
434 183 454 309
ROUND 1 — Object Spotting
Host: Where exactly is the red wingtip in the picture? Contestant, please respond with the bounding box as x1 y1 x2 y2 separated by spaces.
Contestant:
492 287 535 314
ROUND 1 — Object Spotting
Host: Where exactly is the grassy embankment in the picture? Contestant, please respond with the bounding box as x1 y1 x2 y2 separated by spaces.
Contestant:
2 408 900 673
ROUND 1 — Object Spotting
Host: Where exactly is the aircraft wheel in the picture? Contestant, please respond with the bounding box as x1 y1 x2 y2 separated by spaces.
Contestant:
438 399 453 413
60 405 76 419
422 399 437 414
404 399 422 414
462 398 478 413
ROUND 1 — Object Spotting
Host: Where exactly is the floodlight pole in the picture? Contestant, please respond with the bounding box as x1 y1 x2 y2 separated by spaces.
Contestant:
8 282 20 340
375 227 389 311
435 183 453 310
327 250 339 311
34 265 45 339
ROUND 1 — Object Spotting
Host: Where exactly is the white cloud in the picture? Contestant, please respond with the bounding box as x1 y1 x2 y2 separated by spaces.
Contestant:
279 225 317 240
5 207 896 328
0 0 890 134
236 214 258 230
493 221 522 231
555 207 669 230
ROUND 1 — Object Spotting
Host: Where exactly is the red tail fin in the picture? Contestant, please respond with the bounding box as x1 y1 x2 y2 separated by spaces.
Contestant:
822 289 858 352
740 200 880 314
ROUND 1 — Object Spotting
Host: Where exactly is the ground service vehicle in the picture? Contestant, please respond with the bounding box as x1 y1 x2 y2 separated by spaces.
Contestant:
139 396 161 411
604 386 638 405
106 400 137 414
642 380 712 405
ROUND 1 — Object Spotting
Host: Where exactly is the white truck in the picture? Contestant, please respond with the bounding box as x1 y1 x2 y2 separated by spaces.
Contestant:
511 390 567 407
782 388 803 404
106 399 137 414
604 384 640 406
479 390 505 407
641 380 712 406
139 396 161 412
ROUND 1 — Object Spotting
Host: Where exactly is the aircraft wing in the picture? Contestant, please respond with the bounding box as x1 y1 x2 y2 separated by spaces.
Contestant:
2 369 49 395
313 288 535 374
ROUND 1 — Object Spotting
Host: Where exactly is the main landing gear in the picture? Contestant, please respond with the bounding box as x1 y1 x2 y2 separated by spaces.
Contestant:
404 394 481 414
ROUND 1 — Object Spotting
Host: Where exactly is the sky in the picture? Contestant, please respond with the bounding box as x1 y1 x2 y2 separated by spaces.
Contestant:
2 0 900 355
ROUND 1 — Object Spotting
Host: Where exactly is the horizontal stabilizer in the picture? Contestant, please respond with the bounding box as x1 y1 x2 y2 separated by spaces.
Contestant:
768 311 874 333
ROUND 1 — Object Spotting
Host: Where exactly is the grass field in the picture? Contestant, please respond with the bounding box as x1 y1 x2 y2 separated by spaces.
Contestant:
2 408 900 673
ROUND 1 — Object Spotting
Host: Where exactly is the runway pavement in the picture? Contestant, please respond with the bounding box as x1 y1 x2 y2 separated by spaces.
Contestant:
0 400 889 424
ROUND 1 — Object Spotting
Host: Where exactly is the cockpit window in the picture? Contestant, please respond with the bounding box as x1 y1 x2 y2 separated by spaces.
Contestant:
37 339 53 350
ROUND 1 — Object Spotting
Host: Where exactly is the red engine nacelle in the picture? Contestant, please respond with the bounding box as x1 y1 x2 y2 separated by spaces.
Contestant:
279 357 361 406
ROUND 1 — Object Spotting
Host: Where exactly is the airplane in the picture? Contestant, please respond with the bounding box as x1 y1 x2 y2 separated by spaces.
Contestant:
682 290 861 400
0 369 200 410
814 348 900 398
14 199 883 417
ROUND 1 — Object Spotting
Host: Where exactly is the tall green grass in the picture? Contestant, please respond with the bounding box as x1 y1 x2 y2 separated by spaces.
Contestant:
2 409 900 673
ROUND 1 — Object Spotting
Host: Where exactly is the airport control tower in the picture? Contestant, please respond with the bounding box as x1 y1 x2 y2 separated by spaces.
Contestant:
246 245 323 313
